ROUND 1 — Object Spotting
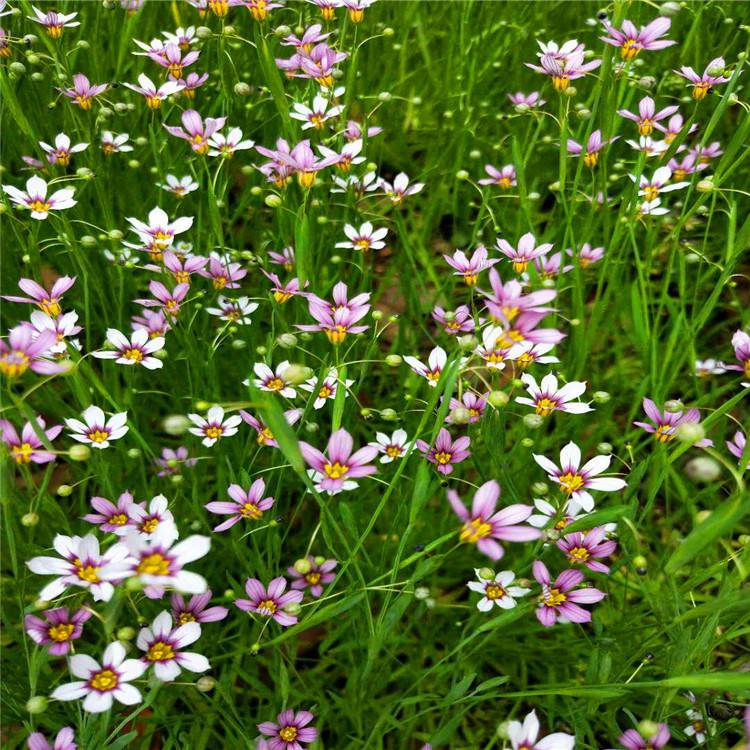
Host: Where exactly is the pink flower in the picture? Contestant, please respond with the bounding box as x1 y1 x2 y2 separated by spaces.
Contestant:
235 577 303 627
447 480 541 560
3 275 75 316
617 96 679 137
0 416 61 464
240 408 302 448
0 326 65 378
675 57 731 100
432 304 475 335
288 556 337 597
416 428 471 476
257 709 318 749
83 491 139 534
24 607 92 656
57 73 108 109
164 109 227 154
556 527 617 573
497 232 553 273
299 428 378 494
479 164 516 188
27 727 77 750
378 172 424 204
171 590 229 625
532 560 606 626
443 246 499 286
205 479 275 532
634 398 712 447
567 130 618 168
600 17 675 60
726 431 748 470
198 254 248 289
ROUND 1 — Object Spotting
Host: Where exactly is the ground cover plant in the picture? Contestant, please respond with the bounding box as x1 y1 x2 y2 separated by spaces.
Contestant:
1 0 749 747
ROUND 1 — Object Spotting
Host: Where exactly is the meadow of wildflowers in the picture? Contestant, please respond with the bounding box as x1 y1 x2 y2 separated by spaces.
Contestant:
1 0 749 747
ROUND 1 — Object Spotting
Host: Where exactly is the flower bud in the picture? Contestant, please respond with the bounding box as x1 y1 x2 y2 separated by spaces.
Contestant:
9 62 26 77
564 86 577 97
638 721 661 740
196 25 212 38
456 169 470 180
162 414 190 435
531 482 548 496
294 558 312 575
661 1 680 15
256 345 267 356
414 586 430 600
675 422 705 444
487 390 509 408
284 363 313 385
520 437 535 448
450 406 472 425
478 567 495 580
265 194 282 208
274 24 291 36
371 309 384 321
283 601 302 616
458 334 478 351
57 484 73 497
632 554 647 572
108 229 124 241
196 676 216 692
696 179 714 193
360 408 372 418
249 642 261 654
381 408 398 422
522 414 544 430
68 444 91 462
496 720 512 740
117 626 136 641
378 91 392 102
597 442 613 454
385 354 402 367
21 512 39 527
231 338 247 350
664 399 683 413
276 333 298 349
80 235 97 248
234 82 251 97
592 390 610 404
684 456 721 483
26 696 48 714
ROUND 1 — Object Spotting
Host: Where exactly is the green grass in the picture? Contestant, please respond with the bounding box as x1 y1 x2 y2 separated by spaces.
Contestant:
1 0 750 748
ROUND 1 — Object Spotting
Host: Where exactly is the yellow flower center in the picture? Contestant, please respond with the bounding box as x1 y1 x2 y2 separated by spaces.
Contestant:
463 272 478 286
48 622 75 642
325 326 347 344
434 451 453 465
141 518 159 534
279 726 298 742
168 63 183 79
535 397 558 417
568 546 590 563
241 502 262 520
110 513 129 526
29 199 52 214
460 517 492 543
348 8 364 22
558 471 585 494
137 552 170 576
543 588 567 606
385 445 402 458
123 347 144 362
584 151 599 168
257 598 277 615
177 612 196 624
258 427 274 445
485 583 506 600
12 443 34 464
655 425 674 443
324 461 349 479
75 561 101 583
638 119 654 136
209 0 229 16
552 75 569 92
90 668 118 692
146 96 162 109
266 377 285 391
621 39 640 60
692 82 710 100
47 24 64 38
205 426 223 440
298 171 317 189
512 261 528 273
318 385 333 399
87 429 109 443
306 572 321 585
75 96 92 110
213 276 227 289
643 185 659 202
146 641 175 662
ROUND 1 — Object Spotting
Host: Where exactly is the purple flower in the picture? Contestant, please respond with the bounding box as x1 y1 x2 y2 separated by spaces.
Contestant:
148 43 200 80
432 304 475 335
497 232 553 273
526 47 601 91
478 164 517 188
726 330 750 378
164 109 227 154
675 57 731 100
416 428 471 476
28 6 79 37
600 17 675 60
235 577 304 627
447 480 541 560
57 73 108 109
123 73 181 108
726 431 748 470
378 172 424 204
0 416 61 464
257 709 318 750
275 138 340 188
507 710 574 750
24 607 92 656
154 446 197 476
83 491 139 534
446 391 488 424
634 398 712 447
135 280 189 317
508 91 546 108
567 130 618 168
1 326 64 378
444 246 499 286
615 725 671 750
205 479 275 532
27 727 77 750
288 556 337 597
532 560 606 626
198 254 248 289
617 96 679 137
515 373 592 417
299 427 378 494
2 176 77 220
240 408 302 448
296 282 371 344
557 527 617 573
3 275 75 317
171 590 229 625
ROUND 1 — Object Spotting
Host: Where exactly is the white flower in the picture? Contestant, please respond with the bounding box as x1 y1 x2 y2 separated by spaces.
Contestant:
532 441 627 512
51 641 146 713
207 127 255 157
137 611 210 682
252 361 297 398
187 405 242 447
371 429 410 463
92 328 165 369
515 373 593 417
404 346 447 386
157 174 200 196
507 710 575 750
128 494 174 540
2 175 77 220
299 367 353 409
467 569 531 611
205 295 259 325
290 94 343 130
335 222 388 252
124 523 210 596
101 132 133 154
26 533 133 602
65 406 129 449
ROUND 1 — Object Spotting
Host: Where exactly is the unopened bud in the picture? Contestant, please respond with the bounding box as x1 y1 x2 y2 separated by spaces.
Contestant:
684 456 721 483
592 390 610 403
414 586 430 600
68 444 91 462
478 567 495 580
162 414 190 435
385 354 402 367
531 482 548 496
26 696 48 714
522 414 544 430
294 558 312 574
381 408 398 422
117 626 136 641
276 333 298 349
675 422 705 444
450 407 472 425
21 512 39 527
664 399 683 413
57 484 73 497
284 364 312 384
265 194 282 208
487 390 509 408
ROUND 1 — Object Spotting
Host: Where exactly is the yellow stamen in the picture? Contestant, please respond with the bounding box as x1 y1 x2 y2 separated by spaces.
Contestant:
137 552 170 576
90 669 118 691
460 517 492 543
